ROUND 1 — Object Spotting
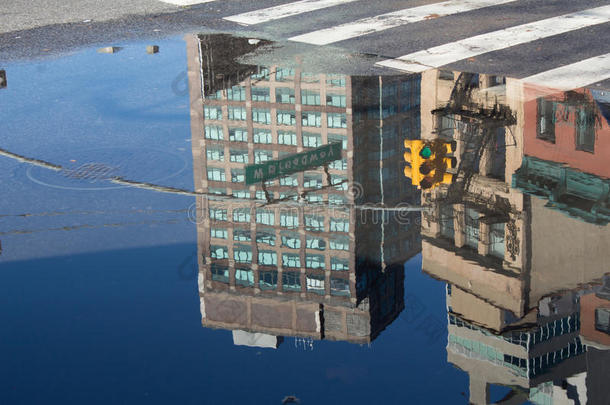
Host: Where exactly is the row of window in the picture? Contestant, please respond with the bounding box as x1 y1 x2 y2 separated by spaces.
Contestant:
204 126 348 145
207 208 350 232
227 68 346 87
209 248 349 270
207 88 346 107
210 227 350 250
205 188 348 205
210 265 350 295
204 109 347 128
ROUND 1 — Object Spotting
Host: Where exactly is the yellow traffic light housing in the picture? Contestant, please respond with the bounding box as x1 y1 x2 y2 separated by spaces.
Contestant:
404 139 456 190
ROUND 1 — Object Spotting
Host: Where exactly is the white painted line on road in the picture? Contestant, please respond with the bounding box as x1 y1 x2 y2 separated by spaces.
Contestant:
289 0 518 45
224 0 358 25
376 5 610 73
521 53 610 91
158 0 215 5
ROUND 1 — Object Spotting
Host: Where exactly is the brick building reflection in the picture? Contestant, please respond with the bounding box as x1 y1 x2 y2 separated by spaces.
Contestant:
417 69 610 403
186 34 422 346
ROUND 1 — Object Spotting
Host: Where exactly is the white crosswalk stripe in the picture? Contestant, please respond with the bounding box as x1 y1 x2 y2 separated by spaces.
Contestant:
158 0 215 5
224 0 359 25
521 53 610 91
289 0 519 45
376 5 610 73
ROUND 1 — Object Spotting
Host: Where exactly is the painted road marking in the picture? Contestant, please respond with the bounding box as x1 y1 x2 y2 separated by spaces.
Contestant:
376 5 610 72
289 0 519 45
224 0 359 25
158 0 215 5
521 53 610 91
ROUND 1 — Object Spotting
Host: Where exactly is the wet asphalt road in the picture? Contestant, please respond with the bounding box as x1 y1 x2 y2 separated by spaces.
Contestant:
0 0 609 89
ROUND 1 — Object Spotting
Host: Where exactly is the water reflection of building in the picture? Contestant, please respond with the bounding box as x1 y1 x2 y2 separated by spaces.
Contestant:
418 69 610 403
186 34 422 345
420 69 610 323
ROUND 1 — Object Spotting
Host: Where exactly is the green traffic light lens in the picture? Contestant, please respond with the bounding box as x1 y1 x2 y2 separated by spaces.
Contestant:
420 146 432 159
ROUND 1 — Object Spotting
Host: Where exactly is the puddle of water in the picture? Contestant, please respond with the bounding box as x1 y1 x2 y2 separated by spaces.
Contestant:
1 32 610 404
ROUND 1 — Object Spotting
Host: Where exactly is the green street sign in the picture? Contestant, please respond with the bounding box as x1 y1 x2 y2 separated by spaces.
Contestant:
245 142 342 185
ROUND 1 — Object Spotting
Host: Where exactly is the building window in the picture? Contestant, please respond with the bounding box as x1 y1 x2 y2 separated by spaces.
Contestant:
204 125 224 140
209 208 227 221
210 245 228 260
230 149 248 163
207 168 226 182
276 87 295 104
303 173 322 188
329 194 347 205
258 251 278 267
206 147 224 162
330 278 350 296
233 229 251 242
235 269 254 287
306 194 323 203
253 128 272 144
464 208 480 250
231 169 245 183
282 253 301 268
302 132 322 148
489 222 505 259
280 212 299 229
252 108 271 125
234 245 253 264
327 113 347 128
227 86 246 101
327 93 346 107
210 228 227 239
204 106 222 120
229 127 248 142
595 308 610 333
228 106 247 121
302 112 321 127
279 175 298 187
251 87 270 102
282 272 301 292
277 110 296 126
306 236 325 251
275 68 295 82
305 215 325 232
259 270 278 290
211 264 229 283
329 236 349 251
301 72 319 83
281 232 301 249
254 150 273 164
306 275 325 295
438 70 454 81
331 258 349 271
330 218 349 233
328 158 347 171
537 97 556 143
440 205 454 241
327 133 347 149
256 231 275 246
305 254 325 269
326 74 345 87
251 67 270 81
575 107 596 152
233 189 248 199
232 208 251 223
331 175 347 190
278 130 297 146
256 209 275 225
301 90 320 106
